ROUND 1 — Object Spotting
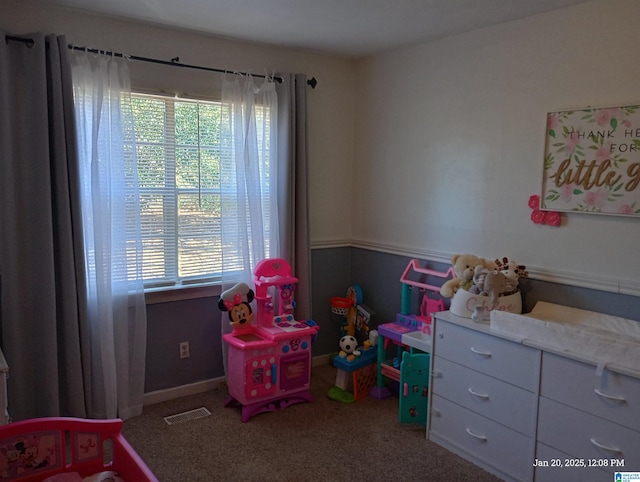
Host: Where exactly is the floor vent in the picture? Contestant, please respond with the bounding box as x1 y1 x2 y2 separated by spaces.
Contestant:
163 407 212 425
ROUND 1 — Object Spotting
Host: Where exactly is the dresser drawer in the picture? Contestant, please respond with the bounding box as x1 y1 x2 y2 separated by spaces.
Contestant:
434 319 539 390
534 443 608 482
432 356 537 436
430 395 534 481
537 397 638 465
540 352 640 430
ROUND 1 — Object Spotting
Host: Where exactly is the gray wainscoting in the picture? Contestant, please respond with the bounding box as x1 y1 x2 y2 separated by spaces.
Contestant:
143 246 640 394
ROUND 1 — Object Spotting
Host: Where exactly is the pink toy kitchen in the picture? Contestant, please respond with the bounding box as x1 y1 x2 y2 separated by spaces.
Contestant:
219 258 319 422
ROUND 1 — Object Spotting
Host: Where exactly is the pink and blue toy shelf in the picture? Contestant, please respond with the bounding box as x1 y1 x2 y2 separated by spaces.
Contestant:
370 259 451 425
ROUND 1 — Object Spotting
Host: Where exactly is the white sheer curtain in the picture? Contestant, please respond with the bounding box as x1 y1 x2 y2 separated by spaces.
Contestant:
220 74 279 280
219 74 279 372
71 53 147 420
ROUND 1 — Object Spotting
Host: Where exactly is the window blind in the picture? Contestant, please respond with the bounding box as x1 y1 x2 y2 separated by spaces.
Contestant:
131 93 264 287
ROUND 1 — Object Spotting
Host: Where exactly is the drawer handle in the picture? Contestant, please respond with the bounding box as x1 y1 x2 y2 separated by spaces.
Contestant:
590 438 622 454
594 388 626 404
468 387 490 400
470 346 492 357
465 427 488 442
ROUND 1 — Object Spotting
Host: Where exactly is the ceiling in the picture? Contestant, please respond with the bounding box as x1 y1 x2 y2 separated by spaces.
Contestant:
39 0 591 59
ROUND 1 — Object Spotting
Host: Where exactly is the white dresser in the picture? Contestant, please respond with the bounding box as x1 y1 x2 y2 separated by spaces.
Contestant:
535 351 640 481
428 311 639 482
428 312 540 481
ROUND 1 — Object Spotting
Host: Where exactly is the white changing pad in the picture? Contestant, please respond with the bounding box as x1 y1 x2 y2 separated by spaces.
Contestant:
490 301 640 373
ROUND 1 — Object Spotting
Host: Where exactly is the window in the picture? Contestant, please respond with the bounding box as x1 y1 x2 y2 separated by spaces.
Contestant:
130 93 271 288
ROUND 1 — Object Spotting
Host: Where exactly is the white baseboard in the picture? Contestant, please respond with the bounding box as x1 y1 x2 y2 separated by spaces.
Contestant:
144 354 334 406
312 353 332 367
143 377 225 406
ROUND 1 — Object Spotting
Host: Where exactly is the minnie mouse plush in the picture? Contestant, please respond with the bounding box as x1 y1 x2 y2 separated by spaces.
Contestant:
218 282 255 330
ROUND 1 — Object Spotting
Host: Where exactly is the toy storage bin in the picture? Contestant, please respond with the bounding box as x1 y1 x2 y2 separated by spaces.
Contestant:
449 288 522 318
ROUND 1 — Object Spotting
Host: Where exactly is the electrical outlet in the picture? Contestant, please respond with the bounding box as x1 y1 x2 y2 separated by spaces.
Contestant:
179 341 190 359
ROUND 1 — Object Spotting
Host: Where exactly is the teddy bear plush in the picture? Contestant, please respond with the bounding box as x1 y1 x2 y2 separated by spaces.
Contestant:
440 253 495 298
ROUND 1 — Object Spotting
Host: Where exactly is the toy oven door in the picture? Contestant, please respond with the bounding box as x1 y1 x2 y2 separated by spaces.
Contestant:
279 350 310 391
244 353 278 400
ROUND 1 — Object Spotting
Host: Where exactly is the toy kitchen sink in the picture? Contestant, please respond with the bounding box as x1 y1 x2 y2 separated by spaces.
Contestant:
490 301 640 374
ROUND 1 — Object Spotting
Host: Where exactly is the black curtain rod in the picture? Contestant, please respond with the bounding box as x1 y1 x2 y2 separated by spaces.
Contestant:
6 34 34 46
5 34 318 88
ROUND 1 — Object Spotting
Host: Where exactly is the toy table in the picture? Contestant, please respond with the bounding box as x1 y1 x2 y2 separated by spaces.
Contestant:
370 315 432 425
401 328 432 353
330 346 378 402
370 314 429 399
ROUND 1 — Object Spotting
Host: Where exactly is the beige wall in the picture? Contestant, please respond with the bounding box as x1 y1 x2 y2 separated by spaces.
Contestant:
1 0 355 247
353 0 640 294
4 0 639 295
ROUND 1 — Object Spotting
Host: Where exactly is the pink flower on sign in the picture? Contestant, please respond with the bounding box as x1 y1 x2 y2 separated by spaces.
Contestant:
595 109 612 127
560 183 574 202
528 195 540 209
544 211 561 226
531 209 545 224
619 204 634 215
595 143 612 163
547 113 558 130
596 108 623 127
563 134 579 155
585 189 608 209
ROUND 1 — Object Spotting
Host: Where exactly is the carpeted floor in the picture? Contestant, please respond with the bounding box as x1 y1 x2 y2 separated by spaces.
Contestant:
123 363 502 481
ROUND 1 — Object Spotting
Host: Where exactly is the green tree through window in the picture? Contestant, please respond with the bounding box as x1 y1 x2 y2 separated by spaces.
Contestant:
129 93 270 288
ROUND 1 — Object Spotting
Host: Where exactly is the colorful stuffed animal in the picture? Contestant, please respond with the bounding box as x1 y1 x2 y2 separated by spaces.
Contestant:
440 253 495 298
495 257 528 295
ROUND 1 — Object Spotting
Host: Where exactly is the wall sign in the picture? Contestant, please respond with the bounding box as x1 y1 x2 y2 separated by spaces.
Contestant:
542 104 640 216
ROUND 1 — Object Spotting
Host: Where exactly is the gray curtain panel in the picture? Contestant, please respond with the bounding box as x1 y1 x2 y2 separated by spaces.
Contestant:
0 32 88 420
276 73 312 320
